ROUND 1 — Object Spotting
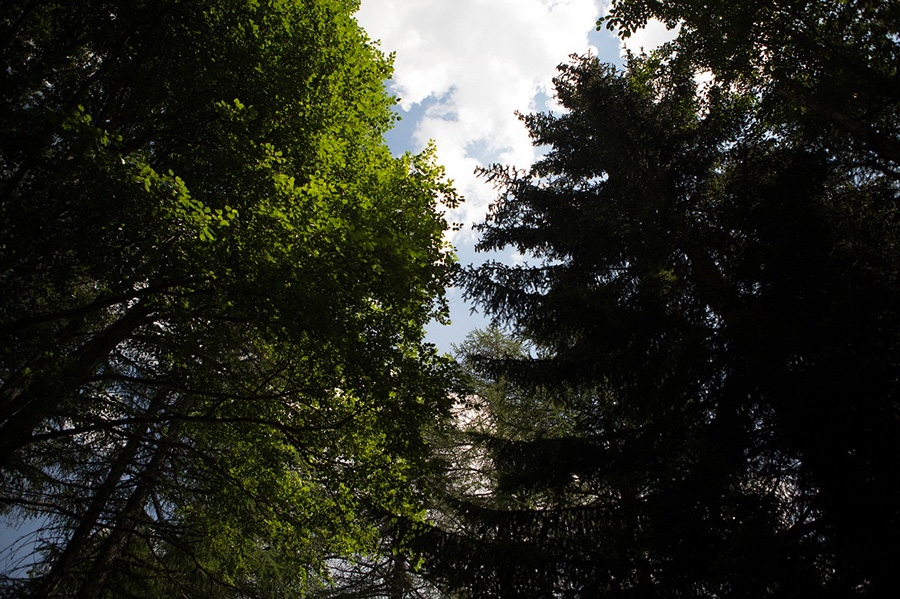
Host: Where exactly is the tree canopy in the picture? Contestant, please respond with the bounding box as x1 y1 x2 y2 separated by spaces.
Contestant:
603 0 900 173
421 2 900 596
0 1 457 596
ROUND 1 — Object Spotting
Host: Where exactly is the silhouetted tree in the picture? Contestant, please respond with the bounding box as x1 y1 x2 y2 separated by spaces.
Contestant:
426 43 900 597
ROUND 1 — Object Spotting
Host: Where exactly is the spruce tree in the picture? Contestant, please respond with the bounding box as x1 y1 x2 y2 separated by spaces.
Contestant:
425 44 900 597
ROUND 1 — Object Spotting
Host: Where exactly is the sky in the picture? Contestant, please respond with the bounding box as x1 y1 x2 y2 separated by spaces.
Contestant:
355 0 677 353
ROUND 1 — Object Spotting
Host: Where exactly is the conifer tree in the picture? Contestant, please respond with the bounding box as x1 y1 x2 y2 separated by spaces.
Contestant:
426 30 900 597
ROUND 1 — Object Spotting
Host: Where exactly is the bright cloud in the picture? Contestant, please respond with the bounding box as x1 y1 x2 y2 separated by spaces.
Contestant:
356 0 609 242
617 17 679 57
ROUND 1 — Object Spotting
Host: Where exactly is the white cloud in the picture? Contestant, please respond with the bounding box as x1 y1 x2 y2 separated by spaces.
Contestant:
618 17 679 57
356 0 609 243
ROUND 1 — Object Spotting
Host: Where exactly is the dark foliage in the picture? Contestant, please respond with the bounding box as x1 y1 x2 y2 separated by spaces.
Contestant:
424 26 900 598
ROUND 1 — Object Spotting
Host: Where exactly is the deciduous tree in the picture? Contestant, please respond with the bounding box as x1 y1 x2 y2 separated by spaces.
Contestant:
0 1 457 596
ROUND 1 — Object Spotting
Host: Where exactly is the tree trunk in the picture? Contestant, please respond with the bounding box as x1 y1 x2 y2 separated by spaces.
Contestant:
0 302 153 469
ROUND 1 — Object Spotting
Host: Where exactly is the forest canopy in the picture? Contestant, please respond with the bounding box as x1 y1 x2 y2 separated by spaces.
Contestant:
0 1 457 597
2 0 899 598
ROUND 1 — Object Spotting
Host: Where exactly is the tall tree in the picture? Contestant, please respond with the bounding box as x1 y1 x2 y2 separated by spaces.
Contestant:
426 37 900 597
0 1 457 596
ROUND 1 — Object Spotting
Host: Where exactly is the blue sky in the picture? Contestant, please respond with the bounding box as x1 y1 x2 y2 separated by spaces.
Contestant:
356 0 675 353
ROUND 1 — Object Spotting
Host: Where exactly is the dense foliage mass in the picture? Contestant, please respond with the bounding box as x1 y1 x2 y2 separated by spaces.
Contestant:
0 1 457 597
421 1 900 597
